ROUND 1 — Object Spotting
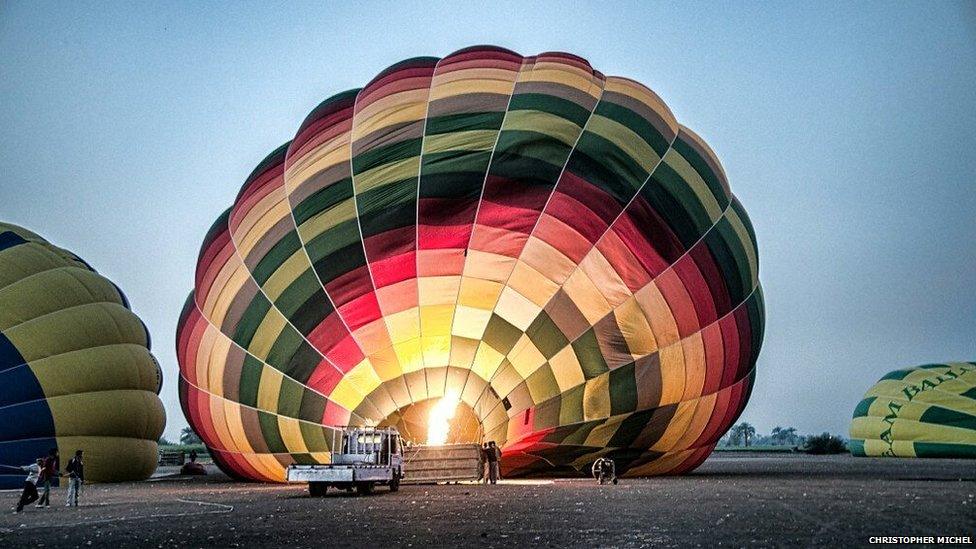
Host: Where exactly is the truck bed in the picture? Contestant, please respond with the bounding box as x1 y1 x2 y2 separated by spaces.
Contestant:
287 464 395 483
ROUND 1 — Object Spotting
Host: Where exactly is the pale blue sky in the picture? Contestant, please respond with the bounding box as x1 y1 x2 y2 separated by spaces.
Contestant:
1 2 973 440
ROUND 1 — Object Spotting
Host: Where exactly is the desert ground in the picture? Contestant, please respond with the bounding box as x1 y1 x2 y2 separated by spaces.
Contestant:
0 453 972 548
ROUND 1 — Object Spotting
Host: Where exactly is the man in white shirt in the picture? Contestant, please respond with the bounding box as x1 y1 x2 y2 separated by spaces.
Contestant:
14 458 43 513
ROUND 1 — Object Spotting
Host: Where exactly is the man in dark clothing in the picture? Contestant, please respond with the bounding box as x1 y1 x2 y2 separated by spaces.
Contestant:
36 448 59 508
480 443 490 484
486 441 500 484
14 458 43 513
65 450 84 507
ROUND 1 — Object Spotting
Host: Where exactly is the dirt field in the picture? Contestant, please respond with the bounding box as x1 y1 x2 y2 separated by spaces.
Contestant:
0 453 972 548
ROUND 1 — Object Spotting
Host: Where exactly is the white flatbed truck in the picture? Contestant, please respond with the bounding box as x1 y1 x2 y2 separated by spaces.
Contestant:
286 427 404 496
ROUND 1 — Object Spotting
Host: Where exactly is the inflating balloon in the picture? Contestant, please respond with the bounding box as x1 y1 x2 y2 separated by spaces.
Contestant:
850 362 975 458
0 223 166 487
177 46 764 480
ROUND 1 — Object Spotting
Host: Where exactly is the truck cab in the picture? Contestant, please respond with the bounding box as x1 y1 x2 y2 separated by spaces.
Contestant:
286 427 403 496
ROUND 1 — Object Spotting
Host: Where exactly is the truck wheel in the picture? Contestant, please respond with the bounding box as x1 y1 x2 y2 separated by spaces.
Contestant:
309 482 328 497
355 482 375 495
389 476 400 492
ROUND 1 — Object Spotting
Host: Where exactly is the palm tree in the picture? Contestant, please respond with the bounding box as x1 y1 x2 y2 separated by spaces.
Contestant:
180 426 202 445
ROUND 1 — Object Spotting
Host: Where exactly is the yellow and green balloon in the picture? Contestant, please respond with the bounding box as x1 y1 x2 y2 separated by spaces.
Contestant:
850 362 976 458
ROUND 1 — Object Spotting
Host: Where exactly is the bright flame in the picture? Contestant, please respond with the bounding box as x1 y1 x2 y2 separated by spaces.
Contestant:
427 393 460 445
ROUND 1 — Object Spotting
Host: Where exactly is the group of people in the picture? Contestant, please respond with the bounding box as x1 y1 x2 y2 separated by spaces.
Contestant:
13 448 85 513
478 441 617 486
481 440 502 484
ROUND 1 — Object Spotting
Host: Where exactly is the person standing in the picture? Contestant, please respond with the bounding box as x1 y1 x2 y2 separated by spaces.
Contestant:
486 441 500 484
65 450 84 507
14 458 43 513
480 443 490 485
36 447 59 508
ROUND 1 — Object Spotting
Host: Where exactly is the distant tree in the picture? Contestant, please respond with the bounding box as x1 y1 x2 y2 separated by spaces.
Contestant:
728 422 757 447
728 426 743 446
742 423 756 447
770 426 799 446
801 432 847 454
752 433 773 446
180 426 202 445
158 436 173 446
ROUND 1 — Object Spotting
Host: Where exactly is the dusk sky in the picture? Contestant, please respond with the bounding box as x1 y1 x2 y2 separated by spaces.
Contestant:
1 2 973 440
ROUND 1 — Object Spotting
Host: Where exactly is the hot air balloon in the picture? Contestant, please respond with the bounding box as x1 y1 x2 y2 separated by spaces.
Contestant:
0 223 166 488
850 362 976 458
177 46 763 481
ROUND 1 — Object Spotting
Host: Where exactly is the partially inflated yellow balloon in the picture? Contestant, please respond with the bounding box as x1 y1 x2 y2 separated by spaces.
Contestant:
0 223 165 486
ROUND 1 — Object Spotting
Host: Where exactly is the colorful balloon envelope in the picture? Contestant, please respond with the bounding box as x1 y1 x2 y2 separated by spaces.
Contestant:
177 46 764 481
0 223 166 487
850 362 976 458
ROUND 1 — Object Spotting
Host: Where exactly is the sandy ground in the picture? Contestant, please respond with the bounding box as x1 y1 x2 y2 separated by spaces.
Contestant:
0 453 972 548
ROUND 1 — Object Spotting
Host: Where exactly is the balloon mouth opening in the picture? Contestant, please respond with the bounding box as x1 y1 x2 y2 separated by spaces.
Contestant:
377 397 482 445
427 393 460 445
